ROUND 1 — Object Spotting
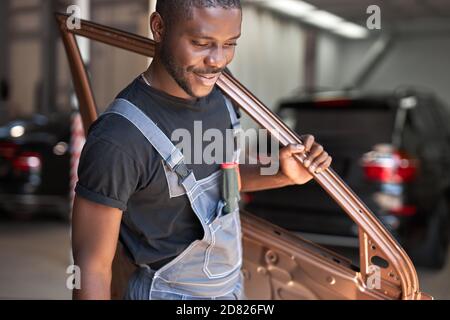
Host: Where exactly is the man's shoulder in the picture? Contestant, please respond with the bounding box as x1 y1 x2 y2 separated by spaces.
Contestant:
86 110 150 162
90 111 140 138
87 77 153 152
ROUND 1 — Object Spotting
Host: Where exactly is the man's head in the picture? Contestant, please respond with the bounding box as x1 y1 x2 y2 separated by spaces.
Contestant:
151 0 242 98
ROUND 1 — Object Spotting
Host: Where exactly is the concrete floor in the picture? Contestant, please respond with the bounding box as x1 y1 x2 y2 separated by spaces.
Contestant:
0 219 72 300
416 260 450 299
0 218 449 300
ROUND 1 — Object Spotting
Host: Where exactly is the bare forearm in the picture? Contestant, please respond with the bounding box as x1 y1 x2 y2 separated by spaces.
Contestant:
240 164 297 192
70 196 122 300
72 262 112 300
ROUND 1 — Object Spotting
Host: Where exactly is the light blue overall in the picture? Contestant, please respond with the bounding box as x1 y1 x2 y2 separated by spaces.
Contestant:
101 96 244 300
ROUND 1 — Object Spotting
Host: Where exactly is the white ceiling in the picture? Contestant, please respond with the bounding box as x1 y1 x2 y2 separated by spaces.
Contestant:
303 0 450 25
244 0 450 32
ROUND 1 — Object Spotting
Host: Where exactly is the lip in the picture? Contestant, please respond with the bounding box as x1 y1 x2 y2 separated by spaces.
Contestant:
194 73 220 86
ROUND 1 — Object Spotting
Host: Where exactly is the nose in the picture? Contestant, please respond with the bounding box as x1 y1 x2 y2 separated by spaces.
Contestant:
204 46 227 70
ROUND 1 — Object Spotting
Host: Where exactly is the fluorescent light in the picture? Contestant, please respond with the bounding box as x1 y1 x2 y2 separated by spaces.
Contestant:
247 0 369 39
261 0 315 19
333 21 369 39
303 10 343 29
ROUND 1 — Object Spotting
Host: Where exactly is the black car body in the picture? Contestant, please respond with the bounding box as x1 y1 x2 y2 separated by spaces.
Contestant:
0 113 72 219
244 89 450 269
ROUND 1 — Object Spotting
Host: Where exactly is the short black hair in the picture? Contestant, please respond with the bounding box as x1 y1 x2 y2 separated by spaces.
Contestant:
156 0 242 30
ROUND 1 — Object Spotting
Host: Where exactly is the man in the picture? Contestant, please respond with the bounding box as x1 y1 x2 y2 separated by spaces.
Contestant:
72 0 332 300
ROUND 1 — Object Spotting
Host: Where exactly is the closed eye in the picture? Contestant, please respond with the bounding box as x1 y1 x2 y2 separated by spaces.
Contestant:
191 40 237 48
192 40 209 47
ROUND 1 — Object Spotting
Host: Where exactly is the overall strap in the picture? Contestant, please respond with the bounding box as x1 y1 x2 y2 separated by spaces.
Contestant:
223 96 242 163
102 98 194 186
223 96 241 131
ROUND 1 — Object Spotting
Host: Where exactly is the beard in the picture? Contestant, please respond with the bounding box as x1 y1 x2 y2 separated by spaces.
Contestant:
160 41 197 98
160 41 225 99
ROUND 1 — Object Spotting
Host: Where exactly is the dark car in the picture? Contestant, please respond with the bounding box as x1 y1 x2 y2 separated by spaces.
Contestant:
244 88 450 269
0 113 72 220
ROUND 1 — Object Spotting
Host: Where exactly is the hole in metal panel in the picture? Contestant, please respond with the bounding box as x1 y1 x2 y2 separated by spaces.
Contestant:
371 256 389 269
332 258 341 264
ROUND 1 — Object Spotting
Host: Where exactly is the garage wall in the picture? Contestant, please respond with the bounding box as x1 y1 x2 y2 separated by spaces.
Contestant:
315 32 345 91
0 1 9 118
228 5 306 125
7 0 42 118
90 0 151 113
359 35 450 106
6 0 82 117
315 32 450 108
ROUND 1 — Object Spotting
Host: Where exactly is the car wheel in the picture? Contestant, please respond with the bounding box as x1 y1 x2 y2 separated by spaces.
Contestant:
409 199 449 270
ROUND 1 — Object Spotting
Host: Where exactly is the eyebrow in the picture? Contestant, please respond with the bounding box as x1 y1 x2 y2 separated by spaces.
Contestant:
191 34 242 41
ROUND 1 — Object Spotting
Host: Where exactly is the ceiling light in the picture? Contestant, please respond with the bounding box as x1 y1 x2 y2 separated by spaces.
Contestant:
333 22 369 39
261 0 315 19
246 0 369 39
303 10 343 29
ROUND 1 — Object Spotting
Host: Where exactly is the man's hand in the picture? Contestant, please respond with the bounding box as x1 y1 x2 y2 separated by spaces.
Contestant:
279 134 332 185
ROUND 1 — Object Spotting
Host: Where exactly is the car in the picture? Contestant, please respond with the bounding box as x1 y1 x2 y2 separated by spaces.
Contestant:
56 13 432 300
0 113 72 220
244 89 450 269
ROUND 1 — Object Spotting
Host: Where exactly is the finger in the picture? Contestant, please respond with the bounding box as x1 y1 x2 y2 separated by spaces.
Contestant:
309 152 329 173
280 144 305 159
304 144 324 167
315 156 332 174
301 135 315 152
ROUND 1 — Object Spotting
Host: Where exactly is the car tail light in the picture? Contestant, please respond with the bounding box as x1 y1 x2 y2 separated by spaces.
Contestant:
373 192 417 217
314 98 351 108
241 193 254 204
389 205 417 217
0 142 19 159
12 152 42 173
361 144 417 183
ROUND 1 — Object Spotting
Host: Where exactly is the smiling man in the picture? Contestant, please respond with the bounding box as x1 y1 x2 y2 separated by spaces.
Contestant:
71 0 332 300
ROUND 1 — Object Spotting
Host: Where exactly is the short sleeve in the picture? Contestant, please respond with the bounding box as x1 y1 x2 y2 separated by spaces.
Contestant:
75 137 142 211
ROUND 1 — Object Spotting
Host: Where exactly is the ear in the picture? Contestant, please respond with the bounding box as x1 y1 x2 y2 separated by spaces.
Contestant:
150 12 165 43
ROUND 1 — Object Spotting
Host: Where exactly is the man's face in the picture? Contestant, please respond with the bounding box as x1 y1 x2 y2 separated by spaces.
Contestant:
159 7 242 98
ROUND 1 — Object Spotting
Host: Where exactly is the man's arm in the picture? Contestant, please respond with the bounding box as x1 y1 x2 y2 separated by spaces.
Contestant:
71 195 122 300
240 135 332 192
240 163 295 192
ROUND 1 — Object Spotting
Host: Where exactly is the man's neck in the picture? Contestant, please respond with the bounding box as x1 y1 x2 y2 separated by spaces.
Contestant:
144 59 195 101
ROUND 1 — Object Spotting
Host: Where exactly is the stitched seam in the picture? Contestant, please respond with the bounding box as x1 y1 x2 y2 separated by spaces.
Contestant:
203 215 242 279
191 182 219 204
156 271 240 287
187 170 221 196
155 240 201 280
